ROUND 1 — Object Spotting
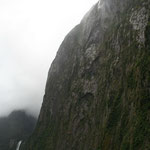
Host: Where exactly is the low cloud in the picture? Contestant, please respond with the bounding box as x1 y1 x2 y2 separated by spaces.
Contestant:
0 0 98 117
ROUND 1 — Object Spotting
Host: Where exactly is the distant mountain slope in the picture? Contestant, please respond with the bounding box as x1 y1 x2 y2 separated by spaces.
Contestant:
0 110 36 150
21 0 150 149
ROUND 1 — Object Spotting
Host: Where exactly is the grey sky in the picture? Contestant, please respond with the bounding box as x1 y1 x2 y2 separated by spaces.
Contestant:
0 0 98 117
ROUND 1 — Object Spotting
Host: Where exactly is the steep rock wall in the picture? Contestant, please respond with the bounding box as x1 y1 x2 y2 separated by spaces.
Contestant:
21 0 150 149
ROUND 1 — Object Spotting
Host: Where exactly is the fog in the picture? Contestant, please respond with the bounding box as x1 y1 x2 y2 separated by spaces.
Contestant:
0 0 98 117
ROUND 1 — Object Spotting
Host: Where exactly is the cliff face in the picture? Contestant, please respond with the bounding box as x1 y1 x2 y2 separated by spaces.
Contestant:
22 0 150 149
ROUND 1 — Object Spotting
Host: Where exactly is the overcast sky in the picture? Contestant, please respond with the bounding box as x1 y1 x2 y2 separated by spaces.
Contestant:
0 0 98 117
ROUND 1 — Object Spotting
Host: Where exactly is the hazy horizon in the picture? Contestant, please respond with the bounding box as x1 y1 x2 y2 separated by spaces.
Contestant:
0 0 98 117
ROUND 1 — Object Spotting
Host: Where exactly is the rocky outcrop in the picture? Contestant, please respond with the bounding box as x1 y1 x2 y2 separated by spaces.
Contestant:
21 0 150 149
